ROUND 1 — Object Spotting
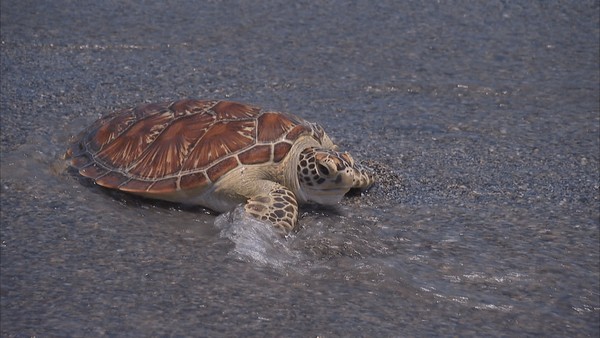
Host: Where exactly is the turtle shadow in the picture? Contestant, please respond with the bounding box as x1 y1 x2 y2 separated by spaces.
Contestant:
299 203 344 217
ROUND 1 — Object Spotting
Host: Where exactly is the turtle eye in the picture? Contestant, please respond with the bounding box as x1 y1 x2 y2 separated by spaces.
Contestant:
317 164 330 176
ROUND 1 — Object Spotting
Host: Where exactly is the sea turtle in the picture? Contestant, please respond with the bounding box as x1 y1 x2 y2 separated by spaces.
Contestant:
65 99 375 233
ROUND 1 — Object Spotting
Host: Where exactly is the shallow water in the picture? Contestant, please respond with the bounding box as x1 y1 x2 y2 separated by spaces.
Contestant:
2 0 599 336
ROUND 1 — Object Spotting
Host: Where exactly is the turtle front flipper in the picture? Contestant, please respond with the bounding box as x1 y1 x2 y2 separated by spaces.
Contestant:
244 181 298 233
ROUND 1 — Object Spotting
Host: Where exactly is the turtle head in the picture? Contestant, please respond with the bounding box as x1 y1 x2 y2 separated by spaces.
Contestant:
296 147 375 205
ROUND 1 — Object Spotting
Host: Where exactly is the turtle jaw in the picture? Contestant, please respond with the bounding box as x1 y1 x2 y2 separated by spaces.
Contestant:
301 187 351 205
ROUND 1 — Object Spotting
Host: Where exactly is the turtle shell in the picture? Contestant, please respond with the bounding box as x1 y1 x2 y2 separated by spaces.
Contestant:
66 99 326 195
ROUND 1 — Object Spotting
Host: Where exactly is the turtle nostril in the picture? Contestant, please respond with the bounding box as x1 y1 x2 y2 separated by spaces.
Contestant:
317 164 330 176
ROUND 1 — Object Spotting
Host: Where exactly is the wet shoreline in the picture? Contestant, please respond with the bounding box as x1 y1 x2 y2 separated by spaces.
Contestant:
2 1 598 336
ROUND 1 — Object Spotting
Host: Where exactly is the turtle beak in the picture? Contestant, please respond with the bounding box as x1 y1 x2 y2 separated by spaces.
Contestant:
305 187 350 205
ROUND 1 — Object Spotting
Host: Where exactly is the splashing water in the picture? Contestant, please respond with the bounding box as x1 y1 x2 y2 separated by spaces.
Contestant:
214 205 304 270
